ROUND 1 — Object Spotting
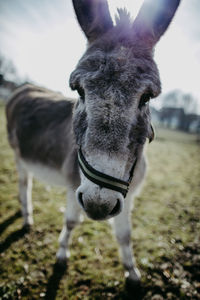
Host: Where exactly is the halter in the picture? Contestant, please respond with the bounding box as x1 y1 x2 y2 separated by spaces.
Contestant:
78 147 137 198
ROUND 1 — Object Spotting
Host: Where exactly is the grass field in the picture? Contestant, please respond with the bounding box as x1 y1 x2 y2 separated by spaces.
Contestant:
0 102 200 300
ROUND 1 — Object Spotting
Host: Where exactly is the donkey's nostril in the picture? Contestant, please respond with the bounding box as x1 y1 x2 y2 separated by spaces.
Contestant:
78 192 84 208
109 199 121 216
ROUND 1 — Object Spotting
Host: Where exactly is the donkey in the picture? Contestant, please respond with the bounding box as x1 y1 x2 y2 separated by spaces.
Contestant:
6 0 181 287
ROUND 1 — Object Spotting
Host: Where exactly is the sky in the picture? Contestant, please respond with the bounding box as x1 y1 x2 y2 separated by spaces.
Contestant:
0 0 200 111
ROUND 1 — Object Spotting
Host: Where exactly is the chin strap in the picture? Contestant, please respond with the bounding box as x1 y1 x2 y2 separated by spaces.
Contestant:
77 147 137 198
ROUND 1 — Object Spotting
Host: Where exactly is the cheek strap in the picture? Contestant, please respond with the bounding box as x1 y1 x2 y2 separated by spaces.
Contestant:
78 148 137 198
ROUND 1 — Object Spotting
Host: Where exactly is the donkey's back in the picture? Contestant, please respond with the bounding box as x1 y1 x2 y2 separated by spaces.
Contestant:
6 84 75 168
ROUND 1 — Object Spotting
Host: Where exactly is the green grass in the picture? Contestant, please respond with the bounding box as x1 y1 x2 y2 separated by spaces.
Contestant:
0 103 199 300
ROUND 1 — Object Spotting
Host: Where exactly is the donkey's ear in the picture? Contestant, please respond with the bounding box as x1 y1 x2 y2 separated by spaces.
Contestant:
132 0 181 47
72 0 113 42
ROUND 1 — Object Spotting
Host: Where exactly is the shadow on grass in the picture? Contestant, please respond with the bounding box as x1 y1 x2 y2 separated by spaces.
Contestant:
124 286 144 300
45 262 67 300
0 225 29 254
0 210 21 235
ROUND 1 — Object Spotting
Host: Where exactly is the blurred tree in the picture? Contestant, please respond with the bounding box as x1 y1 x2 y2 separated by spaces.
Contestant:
0 53 19 83
162 90 181 108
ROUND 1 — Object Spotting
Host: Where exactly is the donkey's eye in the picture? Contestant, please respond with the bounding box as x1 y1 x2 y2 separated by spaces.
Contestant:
76 86 85 102
138 93 152 109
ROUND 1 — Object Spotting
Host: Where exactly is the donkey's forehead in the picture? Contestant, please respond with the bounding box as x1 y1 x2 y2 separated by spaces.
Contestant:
70 43 161 97
78 43 152 72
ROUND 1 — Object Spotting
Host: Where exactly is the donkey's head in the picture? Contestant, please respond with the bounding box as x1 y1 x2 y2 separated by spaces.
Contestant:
71 0 180 220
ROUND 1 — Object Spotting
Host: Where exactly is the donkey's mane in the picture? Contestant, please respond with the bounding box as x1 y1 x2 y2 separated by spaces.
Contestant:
115 8 132 28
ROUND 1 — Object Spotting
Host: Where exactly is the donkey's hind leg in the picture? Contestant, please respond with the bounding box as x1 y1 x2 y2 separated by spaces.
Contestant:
113 194 141 288
16 158 33 228
56 187 81 264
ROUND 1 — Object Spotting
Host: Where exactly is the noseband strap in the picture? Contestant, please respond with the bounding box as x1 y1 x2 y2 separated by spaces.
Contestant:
78 148 137 198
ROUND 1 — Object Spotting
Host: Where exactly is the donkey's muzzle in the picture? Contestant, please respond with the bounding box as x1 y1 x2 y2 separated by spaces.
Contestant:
77 189 123 220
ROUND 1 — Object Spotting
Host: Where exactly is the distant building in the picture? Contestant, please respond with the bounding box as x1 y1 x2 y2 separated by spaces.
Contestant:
150 106 200 134
182 114 200 133
159 107 185 130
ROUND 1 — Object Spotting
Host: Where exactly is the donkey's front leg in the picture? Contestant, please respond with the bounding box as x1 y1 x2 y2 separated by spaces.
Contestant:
17 158 33 228
56 188 81 264
113 194 141 287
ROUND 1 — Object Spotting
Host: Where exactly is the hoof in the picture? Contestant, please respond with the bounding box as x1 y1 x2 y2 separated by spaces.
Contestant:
56 248 69 267
22 223 32 233
125 277 142 300
125 276 141 291
125 268 141 291
54 259 67 272
55 258 68 273
56 256 68 267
